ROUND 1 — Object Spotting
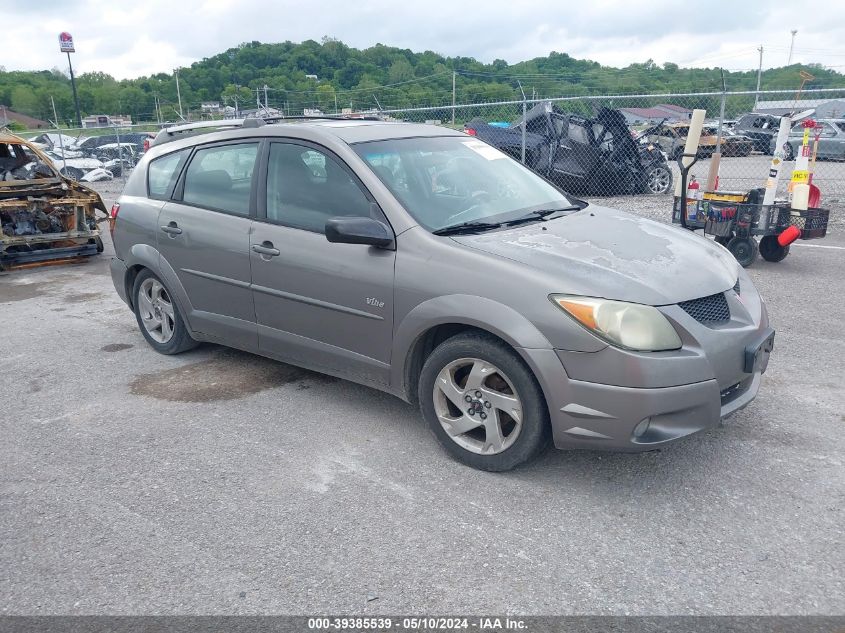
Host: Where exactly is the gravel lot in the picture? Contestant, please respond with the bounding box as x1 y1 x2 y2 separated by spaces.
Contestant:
1 178 843 615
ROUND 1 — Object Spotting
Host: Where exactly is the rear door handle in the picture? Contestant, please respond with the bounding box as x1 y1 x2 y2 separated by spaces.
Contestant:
252 242 280 257
160 222 182 235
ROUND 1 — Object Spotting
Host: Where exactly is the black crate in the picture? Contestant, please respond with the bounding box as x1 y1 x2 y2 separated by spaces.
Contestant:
775 207 830 240
671 196 706 229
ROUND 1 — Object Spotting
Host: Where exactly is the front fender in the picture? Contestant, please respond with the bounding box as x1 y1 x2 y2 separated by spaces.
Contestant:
391 294 558 397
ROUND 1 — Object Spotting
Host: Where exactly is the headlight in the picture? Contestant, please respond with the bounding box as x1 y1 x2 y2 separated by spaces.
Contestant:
550 295 682 352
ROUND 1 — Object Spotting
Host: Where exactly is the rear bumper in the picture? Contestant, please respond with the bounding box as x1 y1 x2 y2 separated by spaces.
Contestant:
110 257 130 306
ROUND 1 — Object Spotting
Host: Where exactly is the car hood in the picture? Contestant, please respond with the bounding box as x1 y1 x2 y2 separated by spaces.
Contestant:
451 205 740 305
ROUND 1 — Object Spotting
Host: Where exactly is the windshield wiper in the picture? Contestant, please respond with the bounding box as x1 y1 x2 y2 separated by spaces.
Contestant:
432 220 503 236
505 206 582 225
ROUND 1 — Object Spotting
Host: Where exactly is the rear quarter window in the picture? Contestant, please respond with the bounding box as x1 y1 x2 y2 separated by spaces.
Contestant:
147 149 189 199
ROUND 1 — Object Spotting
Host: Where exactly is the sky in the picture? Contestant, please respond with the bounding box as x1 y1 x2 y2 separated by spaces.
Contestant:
2 0 845 80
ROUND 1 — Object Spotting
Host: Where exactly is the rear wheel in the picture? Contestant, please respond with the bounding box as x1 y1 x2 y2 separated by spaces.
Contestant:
419 332 549 471
727 236 759 268
132 269 197 354
759 235 790 262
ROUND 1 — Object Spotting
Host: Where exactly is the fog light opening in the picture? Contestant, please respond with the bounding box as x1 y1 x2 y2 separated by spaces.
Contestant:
633 417 652 439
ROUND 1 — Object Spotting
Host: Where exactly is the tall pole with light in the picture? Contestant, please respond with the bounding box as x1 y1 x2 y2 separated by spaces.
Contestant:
59 32 82 127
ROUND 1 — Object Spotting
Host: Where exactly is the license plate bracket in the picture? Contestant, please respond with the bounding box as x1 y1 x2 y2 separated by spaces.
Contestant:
744 328 775 374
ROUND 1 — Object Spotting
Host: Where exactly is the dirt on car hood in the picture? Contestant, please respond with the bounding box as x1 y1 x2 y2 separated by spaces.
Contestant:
451 205 740 306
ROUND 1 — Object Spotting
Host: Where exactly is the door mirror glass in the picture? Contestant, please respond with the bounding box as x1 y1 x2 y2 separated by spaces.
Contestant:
325 217 394 249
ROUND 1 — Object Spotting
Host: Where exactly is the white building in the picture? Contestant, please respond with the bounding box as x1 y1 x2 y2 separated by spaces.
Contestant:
754 99 845 118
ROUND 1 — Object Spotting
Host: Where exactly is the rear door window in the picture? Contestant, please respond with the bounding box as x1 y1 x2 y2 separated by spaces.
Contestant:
148 149 189 199
181 143 258 216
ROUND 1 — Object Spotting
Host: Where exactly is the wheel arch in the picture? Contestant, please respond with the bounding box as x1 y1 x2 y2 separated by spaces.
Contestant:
122 244 197 335
393 295 555 404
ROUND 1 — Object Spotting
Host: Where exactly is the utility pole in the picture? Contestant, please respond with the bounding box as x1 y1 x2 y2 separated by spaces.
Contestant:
788 30 798 65
67 52 82 127
451 71 456 125
264 84 269 111
174 68 184 120
755 45 763 110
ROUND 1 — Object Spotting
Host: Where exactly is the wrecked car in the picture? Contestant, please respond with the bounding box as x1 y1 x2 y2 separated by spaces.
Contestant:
1 132 108 270
641 122 754 159
465 102 673 196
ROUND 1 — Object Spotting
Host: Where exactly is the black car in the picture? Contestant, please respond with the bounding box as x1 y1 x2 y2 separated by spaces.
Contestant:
734 113 781 154
465 102 673 196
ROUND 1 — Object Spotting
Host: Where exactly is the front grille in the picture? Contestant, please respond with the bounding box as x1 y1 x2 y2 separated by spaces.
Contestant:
679 292 730 324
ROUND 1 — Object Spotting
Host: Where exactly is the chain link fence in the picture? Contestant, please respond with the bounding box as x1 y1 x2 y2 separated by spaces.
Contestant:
379 88 845 229
6 122 164 184
6 89 845 229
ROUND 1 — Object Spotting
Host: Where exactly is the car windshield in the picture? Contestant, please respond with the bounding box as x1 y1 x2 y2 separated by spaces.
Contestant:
353 136 573 232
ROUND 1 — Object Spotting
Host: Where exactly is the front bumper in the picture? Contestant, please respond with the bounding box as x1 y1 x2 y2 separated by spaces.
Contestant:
547 371 761 451
520 285 772 451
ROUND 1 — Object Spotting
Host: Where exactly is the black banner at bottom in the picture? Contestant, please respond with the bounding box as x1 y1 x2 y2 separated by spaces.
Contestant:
0 616 843 633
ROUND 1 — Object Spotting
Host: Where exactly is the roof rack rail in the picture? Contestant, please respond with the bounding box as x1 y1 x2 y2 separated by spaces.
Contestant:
151 118 265 147
261 114 383 123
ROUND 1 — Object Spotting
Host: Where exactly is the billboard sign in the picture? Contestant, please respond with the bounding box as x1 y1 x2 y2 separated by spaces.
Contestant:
59 32 75 53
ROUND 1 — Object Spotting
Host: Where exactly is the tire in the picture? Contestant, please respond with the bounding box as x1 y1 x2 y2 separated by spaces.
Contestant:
727 236 759 268
418 332 550 471
132 269 197 354
643 165 673 194
759 235 790 262
714 235 733 246
60 167 83 180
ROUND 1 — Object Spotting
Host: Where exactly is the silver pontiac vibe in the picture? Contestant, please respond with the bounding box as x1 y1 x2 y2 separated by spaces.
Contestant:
109 118 773 471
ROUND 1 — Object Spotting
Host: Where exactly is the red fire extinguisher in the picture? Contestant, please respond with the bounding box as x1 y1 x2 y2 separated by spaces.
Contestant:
686 176 700 220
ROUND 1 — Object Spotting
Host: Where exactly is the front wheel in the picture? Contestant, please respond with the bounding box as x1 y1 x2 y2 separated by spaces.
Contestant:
727 236 759 268
132 269 198 354
643 165 673 194
759 235 790 262
419 332 550 471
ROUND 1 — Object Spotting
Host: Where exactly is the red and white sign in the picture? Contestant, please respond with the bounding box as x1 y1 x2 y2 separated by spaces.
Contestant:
59 32 75 53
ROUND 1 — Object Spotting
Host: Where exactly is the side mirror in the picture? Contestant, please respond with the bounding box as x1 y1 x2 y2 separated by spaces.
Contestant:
325 217 395 249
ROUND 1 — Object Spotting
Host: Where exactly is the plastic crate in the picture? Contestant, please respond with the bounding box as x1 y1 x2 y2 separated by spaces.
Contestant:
775 207 830 240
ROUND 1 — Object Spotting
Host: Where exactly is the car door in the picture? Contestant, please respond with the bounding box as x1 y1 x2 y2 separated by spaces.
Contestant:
249 140 396 385
553 117 600 177
157 140 261 350
814 122 839 158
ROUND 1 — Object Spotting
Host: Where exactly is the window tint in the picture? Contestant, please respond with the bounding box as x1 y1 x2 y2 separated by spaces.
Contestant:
182 143 257 215
148 149 188 198
266 143 372 233
836 122 845 133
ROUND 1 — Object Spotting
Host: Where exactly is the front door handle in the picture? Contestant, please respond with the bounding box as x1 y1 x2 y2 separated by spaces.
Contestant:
252 241 280 257
160 222 182 235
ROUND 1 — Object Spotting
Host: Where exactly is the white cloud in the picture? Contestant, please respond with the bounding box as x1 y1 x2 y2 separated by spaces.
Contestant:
1 0 843 79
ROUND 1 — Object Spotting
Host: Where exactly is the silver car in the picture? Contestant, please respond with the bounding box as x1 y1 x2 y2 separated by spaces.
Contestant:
770 118 845 160
109 118 774 471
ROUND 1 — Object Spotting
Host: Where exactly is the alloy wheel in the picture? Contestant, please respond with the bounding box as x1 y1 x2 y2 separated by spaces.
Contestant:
646 166 672 194
432 357 523 455
137 278 175 344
